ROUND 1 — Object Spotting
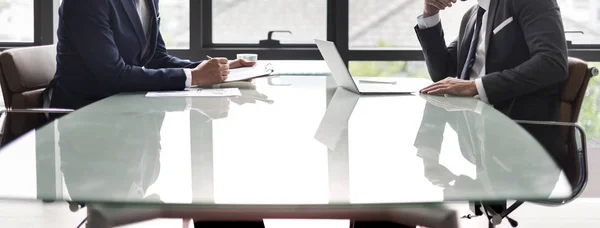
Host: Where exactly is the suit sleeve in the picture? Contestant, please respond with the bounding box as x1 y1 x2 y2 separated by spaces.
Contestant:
62 0 186 92
481 0 568 104
415 22 459 82
414 103 449 160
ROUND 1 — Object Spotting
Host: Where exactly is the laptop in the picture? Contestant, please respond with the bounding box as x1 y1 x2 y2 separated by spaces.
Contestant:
315 39 427 95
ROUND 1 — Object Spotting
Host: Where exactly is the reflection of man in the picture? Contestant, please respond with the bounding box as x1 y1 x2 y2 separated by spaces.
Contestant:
414 98 560 205
59 87 270 202
414 100 480 192
59 101 185 202
45 0 255 112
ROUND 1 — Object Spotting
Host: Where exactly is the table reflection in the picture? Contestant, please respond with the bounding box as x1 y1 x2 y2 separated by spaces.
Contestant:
19 80 570 205
415 96 562 201
55 85 271 204
315 88 569 203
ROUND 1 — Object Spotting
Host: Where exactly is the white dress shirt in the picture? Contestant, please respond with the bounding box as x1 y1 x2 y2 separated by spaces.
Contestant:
417 0 490 103
135 0 192 87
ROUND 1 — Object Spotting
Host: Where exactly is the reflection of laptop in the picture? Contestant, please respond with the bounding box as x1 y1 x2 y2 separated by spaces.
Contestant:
314 87 359 150
315 39 425 95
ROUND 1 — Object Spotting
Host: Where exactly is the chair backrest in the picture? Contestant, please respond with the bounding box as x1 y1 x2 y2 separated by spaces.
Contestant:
0 45 56 145
561 57 592 124
559 57 594 193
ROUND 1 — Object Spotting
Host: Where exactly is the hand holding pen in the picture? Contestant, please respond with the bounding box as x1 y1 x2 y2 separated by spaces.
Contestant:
190 55 230 86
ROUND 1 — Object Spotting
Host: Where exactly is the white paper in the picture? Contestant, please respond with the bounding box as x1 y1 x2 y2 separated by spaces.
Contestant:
146 88 241 97
225 64 272 82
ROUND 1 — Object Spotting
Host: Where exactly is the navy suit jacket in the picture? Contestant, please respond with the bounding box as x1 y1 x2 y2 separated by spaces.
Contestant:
47 0 201 110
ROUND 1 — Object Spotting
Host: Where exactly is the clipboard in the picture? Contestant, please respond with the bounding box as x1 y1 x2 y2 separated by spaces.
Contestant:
225 63 274 82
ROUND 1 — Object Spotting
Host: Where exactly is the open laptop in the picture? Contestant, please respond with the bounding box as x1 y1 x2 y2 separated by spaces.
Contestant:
315 39 427 94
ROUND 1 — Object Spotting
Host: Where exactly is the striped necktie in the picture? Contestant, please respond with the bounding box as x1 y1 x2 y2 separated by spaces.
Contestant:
459 7 486 80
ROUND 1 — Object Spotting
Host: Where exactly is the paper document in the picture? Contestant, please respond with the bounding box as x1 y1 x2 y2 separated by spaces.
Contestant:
225 63 274 82
146 88 241 97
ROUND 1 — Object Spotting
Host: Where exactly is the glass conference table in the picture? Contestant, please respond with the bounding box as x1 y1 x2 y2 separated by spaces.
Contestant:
0 75 571 227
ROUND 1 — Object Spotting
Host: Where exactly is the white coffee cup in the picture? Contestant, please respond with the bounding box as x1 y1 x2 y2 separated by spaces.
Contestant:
236 53 258 62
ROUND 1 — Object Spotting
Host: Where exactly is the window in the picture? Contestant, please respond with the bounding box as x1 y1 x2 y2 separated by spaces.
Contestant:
558 0 600 45
0 0 34 43
573 0 590 9
349 61 429 78
211 0 327 44
579 62 600 142
158 0 190 49
348 0 476 49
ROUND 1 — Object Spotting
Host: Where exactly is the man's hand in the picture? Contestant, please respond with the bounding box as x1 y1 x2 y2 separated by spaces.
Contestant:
229 58 256 69
191 58 229 86
420 77 478 97
424 0 457 17
423 159 457 188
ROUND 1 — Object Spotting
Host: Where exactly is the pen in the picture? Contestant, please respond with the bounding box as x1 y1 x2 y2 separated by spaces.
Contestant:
206 55 213 60
358 79 397 85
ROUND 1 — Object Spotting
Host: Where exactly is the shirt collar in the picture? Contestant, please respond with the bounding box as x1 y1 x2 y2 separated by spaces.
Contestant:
479 0 490 11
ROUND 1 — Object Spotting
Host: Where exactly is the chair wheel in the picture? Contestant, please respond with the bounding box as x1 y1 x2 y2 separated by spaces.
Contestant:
69 202 81 212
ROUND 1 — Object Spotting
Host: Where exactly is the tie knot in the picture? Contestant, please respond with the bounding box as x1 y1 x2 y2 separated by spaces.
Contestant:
477 6 486 18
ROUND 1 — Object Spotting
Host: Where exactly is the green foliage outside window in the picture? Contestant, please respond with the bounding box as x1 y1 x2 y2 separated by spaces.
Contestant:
579 62 600 141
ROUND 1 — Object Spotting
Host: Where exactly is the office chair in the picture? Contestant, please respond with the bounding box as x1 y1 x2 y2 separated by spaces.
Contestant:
0 45 72 145
463 57 598 227
0 47 83 213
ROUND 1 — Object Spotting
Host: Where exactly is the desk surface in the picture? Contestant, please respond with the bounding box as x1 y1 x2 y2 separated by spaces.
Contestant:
0 76 570 207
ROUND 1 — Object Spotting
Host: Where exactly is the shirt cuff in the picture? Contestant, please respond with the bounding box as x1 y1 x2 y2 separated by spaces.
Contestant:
183 68 192 88
417 13 441 29
475 78 489 103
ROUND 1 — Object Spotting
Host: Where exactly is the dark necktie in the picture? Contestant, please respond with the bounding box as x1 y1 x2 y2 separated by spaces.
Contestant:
459 6 486 80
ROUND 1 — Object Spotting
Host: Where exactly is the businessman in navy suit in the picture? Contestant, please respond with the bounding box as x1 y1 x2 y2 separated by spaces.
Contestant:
44 0 254 112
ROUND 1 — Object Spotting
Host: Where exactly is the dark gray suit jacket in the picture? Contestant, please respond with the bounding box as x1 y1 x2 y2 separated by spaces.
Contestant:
415 0 568 123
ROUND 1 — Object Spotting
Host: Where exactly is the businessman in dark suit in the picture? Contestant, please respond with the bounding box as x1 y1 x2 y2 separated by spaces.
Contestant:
416 0 568 119
415 0 568 161
44 0 254 112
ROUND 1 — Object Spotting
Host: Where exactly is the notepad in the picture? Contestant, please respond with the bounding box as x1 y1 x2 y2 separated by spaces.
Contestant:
146 88 241 97
225 63 274 82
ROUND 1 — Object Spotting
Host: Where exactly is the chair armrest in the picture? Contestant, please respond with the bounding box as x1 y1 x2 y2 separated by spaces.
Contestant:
514 120 588 202
0 108 74 114
513 120 587 146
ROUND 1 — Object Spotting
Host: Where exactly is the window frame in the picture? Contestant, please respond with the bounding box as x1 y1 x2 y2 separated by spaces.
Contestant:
182 0 427 63
1 0 599 62
0 0 54 50
189 0 600 63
